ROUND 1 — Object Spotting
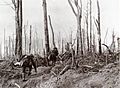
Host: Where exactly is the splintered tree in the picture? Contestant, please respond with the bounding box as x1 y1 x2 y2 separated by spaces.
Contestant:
110 31 116 53
68 0 83 55
94 0 102 54
43 0 50 66
12 0 23 58
43 0 50 55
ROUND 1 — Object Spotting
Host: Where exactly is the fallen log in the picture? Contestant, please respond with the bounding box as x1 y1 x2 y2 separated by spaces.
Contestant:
59 65 70 75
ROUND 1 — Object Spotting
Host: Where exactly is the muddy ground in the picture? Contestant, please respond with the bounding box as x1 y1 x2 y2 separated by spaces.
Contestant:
0 60 120 88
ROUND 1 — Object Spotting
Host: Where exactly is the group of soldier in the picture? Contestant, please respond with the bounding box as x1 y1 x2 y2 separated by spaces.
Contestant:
17 47 59 81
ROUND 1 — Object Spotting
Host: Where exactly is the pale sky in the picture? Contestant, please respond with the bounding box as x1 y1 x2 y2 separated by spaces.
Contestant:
0 0 120 51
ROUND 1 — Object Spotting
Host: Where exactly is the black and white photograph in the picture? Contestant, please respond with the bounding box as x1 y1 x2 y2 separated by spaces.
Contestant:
0 0 120 88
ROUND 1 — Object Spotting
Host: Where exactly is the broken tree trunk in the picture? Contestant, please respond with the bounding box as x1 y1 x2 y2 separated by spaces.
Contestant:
102 44 112 54
43 0 50 56
43 0 50 66
110 31 116 53
59 65 70 75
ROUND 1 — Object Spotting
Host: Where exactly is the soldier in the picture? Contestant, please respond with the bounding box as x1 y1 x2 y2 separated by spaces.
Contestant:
19 54 37 81
48 47 59 66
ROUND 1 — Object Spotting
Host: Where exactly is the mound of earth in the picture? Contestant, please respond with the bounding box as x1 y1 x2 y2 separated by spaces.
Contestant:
23 62 120 88
0 60 120 88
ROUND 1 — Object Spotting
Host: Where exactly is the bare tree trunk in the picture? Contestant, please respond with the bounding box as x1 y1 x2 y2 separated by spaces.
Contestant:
97 0 102 54
86 3 89 52
12 33 15 56
76 31 79 55
70 31 72 44
68 0 83 56
9 36 11 58
15 0 19 56
117 38 120 61
43 0 50 56
95 0 102 55
13 0 22 59
48 15 56 48
90 0 92 53
62 39 64 53
6 45 8 58
4 28 6 59
24 25 27 54
58 32 61 51
0 43 2 59
110 31 115 53
43 0 50 66
82 28 85 54
93 27 96 53
29 25 32 54
18 0 23 57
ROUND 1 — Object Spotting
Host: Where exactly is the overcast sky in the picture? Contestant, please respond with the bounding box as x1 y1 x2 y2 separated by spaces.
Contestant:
0 0 120 48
